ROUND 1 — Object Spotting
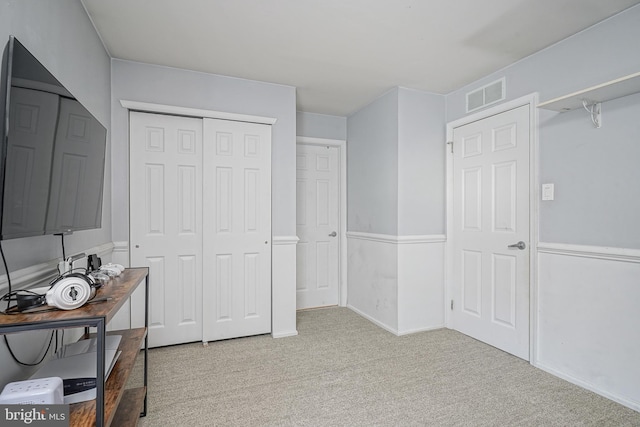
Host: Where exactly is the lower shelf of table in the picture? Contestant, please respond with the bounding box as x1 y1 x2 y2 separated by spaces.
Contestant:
69 327 147 426
112 387 147 426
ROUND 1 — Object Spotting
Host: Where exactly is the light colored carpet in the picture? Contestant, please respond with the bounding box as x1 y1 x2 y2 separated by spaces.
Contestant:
132 307 640 426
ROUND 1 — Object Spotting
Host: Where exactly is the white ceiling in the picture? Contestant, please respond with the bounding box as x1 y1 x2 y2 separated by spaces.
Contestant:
82 0 640 116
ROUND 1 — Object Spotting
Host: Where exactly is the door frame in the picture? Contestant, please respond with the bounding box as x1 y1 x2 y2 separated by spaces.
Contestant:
296 136 347 307
444 93 539 362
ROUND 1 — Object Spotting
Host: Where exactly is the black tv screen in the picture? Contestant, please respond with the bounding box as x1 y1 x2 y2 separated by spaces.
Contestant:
0 36 106 240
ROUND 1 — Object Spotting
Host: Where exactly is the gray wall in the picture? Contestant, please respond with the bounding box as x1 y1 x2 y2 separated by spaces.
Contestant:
0 0 112 269
0 0 111 384
446 5 640 249
398 88 445 236
296 111 347 140
347 89 399 235
539 92 640 248
347 87 446 236
111 59 297 240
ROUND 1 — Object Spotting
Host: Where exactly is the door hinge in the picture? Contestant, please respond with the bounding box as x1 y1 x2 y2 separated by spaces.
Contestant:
447 141 454 154
450 299 454 310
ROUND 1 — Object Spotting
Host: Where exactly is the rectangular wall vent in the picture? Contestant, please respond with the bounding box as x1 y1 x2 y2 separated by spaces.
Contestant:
466 78 506 113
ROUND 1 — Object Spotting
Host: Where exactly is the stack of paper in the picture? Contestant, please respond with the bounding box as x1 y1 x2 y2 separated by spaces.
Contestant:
30 335 122 404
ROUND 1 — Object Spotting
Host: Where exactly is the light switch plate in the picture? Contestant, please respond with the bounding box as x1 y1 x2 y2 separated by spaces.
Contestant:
542 183 554 201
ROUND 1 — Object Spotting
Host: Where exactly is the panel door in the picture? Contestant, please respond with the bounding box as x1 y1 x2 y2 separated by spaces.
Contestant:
130 112 203 347
296 144 339 309
2 87 58 238
202 118 271 342
451 104 530 360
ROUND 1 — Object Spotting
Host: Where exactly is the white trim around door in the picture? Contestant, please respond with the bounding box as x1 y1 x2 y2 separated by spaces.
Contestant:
445 93 539 362
120 100 278 125
296 136 347 307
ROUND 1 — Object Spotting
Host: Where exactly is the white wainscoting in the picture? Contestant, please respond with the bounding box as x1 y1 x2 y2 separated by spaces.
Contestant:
347 233 399 333
347 232 446 336
536 242 640 411
272 236 299 338
109 240 132 331
398 238 446 335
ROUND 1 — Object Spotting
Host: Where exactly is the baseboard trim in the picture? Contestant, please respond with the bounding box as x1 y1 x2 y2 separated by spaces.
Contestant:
346 232 446 245
347 304 399 336
537 242 640 264
397 324 446 336
272 330 299 338
534 361 640 412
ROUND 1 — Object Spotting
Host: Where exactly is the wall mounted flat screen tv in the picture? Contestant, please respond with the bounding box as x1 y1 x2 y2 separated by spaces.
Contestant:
0 36 106 240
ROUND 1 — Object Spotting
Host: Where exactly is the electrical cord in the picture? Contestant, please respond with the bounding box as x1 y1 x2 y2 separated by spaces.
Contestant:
57 233 66 261
1 241 10 313
4 332 55 367
0 240 57 366
0 289 49 315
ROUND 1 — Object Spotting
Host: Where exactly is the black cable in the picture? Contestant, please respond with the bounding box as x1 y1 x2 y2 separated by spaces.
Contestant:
58 233 66 262
0 240 55 365
0 240 10 312
0 289 47 314
4 333 54 366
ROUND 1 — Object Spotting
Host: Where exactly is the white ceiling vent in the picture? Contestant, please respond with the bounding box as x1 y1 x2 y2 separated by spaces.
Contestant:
466 78 506 113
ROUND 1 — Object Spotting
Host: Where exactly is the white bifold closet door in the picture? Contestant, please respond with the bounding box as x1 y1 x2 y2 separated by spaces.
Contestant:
202 119 272 342
130 112 271 347
130 112 204 347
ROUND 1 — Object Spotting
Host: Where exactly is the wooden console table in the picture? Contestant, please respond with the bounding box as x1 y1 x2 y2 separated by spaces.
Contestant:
0 267 149 427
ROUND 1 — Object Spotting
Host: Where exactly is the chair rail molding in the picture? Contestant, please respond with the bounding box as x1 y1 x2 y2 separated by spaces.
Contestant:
0 242 115 294
346 231 446 244
272 236 300 245
537 242 640 263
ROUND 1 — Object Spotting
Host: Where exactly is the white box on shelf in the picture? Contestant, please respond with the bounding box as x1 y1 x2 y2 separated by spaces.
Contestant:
0 377 64 405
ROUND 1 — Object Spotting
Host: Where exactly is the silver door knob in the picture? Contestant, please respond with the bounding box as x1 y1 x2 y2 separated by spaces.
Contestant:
508 241 526 250
328 231 337 237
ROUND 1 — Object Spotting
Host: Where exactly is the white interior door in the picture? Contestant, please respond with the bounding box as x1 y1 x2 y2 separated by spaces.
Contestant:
202 118 271 342
296 144 339 309
451 104 530 360
130 111 203 348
